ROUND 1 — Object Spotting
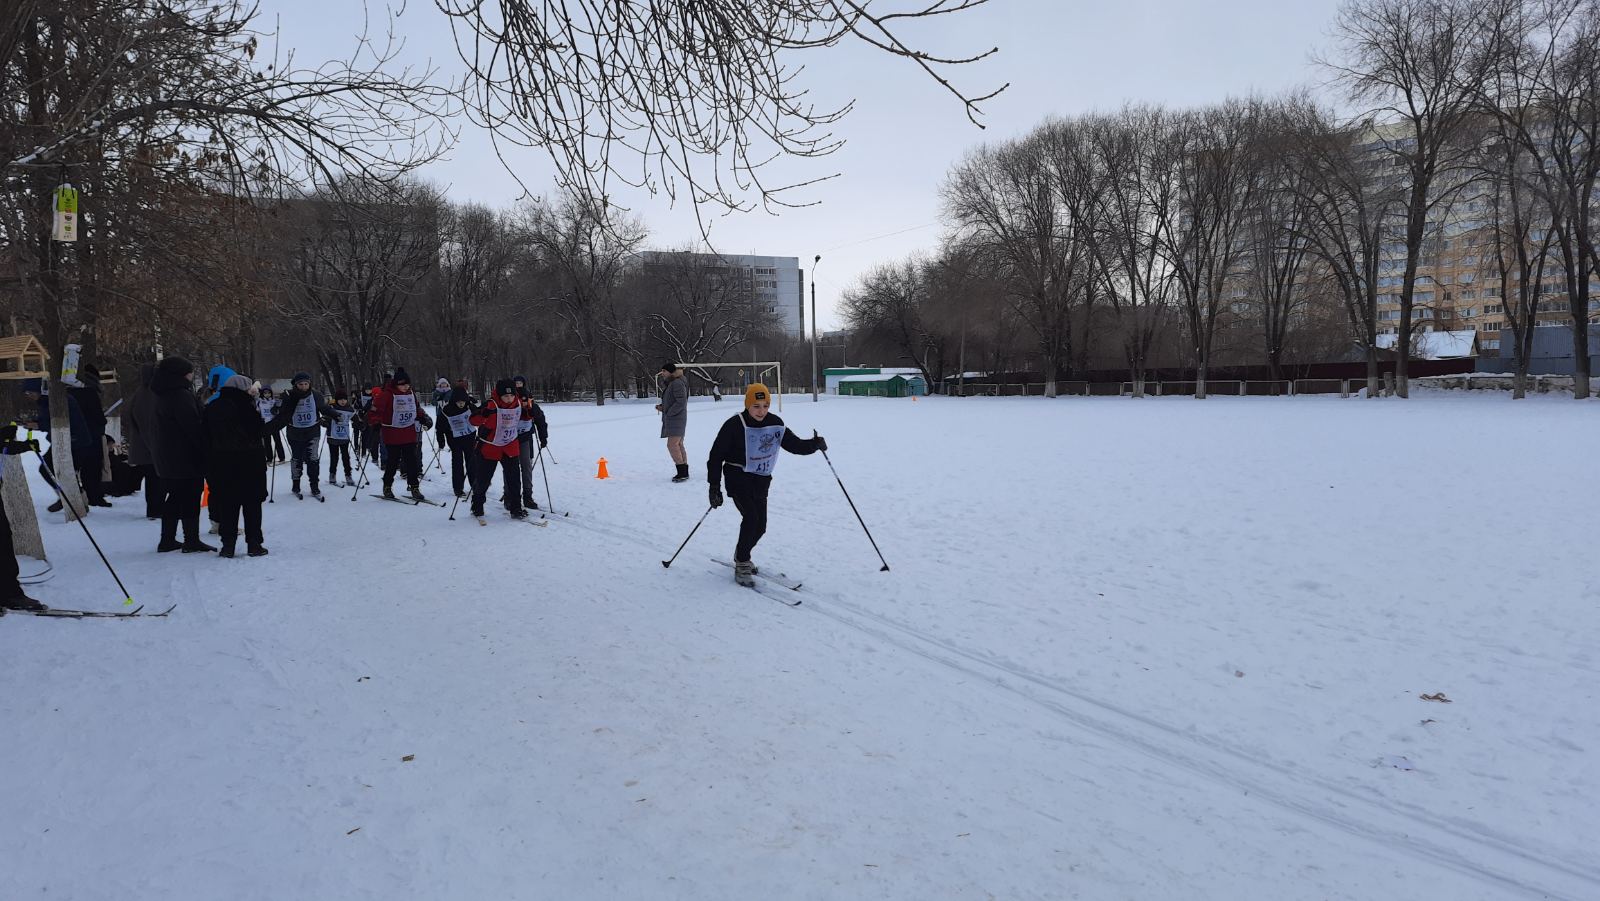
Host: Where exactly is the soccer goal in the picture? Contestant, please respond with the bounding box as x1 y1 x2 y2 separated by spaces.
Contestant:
669 361 784 410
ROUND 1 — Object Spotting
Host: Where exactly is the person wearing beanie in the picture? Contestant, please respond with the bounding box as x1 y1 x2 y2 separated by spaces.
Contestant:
282 371 337 499
205 373 294 557
367 367 434 500
436 386 478 498
146 356 216 553
124 363 167 520
705 383 827 587
205 364 237 404
466 378 533 519
324 388 358 486
513 384 549 512
656 362 690 482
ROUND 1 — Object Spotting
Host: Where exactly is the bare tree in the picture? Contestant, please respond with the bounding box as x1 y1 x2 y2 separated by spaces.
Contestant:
437 0 1006 226
840 256 945 385
628 249 776 383
276 179 445 388
1248 103 1320 382
426 203 520 379
523 192 647 405
1326 0 1506 396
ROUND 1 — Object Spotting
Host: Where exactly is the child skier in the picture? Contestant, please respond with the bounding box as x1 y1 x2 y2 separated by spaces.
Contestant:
706 383 827 587
367 368 434 501
513 378 549 511
437 386 477 498
467 379 532 520
256 386 286 464
324 389 358 486
283 371 336 499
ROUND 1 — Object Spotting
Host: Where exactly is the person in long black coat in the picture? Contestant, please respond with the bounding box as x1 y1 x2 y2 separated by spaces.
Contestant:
204 375 293 557
124 364 166 520
147 356 211 552
68 363 110 507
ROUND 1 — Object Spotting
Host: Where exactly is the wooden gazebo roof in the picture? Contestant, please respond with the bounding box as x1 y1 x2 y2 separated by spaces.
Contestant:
0 335 50 380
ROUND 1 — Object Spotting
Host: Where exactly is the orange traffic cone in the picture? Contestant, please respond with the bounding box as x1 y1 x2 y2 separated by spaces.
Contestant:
201 483 209 508
596 457 610 480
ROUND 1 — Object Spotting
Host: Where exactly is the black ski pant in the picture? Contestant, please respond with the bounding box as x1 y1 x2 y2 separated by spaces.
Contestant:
139 464 168 518
470 451 523 515
286 430 321 490
1 486 22 599
381 442 422 490
160 476 205 544
448 441 471 497
327 441 353 482
74 442 105 504
724 467 772 563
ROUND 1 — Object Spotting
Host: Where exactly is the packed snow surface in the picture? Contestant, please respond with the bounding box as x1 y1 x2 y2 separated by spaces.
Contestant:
3 393 1597 900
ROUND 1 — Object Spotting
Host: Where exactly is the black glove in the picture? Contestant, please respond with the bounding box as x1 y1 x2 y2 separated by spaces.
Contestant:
709 485 723 509
813 434 827 453
2 437 38 455
539 437 548 449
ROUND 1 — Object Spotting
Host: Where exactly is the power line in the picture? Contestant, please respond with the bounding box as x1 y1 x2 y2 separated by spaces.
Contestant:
820 221 939 254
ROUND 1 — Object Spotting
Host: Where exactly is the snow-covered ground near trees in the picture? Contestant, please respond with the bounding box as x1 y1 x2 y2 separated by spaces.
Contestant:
3 391 1598 900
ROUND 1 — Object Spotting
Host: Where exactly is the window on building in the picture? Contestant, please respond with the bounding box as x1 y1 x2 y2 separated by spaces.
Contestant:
1483 339 1500 350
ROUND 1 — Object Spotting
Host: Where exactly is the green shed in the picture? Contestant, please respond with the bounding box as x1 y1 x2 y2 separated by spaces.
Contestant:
836 373 927 397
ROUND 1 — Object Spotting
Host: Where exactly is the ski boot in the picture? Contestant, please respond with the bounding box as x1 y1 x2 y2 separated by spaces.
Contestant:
382 484 397 500
310 484 322 499
1 593 47 612
522 493 539 511
733 560 755 587
408 485 426 503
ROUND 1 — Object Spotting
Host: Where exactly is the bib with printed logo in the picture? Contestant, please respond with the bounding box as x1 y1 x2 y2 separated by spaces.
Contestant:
389 393 417 428
487 405 521 447
328 409 354 441
445 409 474 438
291 394 317 429
741 422 786 476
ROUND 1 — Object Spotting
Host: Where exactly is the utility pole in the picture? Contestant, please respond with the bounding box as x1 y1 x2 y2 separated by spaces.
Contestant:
810 254 821 402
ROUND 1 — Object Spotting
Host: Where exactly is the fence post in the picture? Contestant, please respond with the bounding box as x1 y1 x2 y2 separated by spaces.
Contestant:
1340 379 1350 398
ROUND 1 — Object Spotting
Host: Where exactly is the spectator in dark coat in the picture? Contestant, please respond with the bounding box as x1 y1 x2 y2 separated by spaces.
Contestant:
68 363 110 507
124 364 166 519
656 362 690 482
205 375 292 557
148 356 213 553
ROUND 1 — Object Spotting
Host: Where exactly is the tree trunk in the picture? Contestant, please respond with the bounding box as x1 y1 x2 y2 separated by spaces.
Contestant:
47 382 87 521
1572 321 1591 401
1195 360 1208 400
1 453 47 561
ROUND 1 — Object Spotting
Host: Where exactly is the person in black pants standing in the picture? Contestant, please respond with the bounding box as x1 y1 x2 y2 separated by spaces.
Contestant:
148 357 214 553
705 383 826 587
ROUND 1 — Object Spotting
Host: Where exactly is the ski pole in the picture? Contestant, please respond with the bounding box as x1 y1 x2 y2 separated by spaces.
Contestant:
535 440 563 516
349 442 371 501
268 445 276 503
422 439 444 481
27 445 137 605
661 506 714 568
816 431 890 572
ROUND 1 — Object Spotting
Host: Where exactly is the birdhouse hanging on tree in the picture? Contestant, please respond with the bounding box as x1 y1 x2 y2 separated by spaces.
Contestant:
52 183 78 242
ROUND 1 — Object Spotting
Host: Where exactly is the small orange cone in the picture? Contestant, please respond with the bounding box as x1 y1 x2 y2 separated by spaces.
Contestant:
596 457 610 480
201 483 209 508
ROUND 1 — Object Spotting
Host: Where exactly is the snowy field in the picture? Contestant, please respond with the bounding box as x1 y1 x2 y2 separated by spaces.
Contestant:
3 391 1598 900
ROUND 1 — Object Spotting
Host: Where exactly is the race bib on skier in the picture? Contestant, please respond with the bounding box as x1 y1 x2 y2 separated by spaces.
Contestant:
741 423 786 476
328 409 353 441
518 414 534 435
291 394 317 429
389 393 417 429
445 410 474 438
488 405 520 446
257 399 275 422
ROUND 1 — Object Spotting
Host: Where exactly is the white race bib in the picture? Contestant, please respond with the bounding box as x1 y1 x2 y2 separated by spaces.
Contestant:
741 422 786 476
256 399 275 422
328 409 354 441
488 405 520 447
389 393 417 429
445 410 474 438
291 394 317 429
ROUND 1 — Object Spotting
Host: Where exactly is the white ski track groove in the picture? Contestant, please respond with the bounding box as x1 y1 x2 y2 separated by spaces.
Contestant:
797 589 1598 901
534 503 1594 900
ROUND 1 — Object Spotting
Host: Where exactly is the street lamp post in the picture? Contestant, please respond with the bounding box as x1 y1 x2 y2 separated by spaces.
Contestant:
810 254 821 402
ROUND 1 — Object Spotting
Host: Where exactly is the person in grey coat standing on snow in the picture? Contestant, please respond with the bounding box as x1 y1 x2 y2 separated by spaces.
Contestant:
657 362 690 482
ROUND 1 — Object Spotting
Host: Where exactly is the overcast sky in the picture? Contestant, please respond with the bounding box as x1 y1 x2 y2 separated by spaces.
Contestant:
262 0 1347 330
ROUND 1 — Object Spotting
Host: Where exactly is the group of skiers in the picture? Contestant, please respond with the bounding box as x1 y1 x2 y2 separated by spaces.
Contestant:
2 360 833 616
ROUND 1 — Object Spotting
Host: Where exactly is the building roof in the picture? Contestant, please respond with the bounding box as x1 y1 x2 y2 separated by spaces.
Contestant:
837 373 926 383
1375 329 1478 360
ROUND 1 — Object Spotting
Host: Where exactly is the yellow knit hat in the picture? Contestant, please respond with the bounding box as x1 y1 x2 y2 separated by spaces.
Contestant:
744 383 770 408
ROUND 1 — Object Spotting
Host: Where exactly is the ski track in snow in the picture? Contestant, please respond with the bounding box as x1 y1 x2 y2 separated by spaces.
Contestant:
3 393 1597 900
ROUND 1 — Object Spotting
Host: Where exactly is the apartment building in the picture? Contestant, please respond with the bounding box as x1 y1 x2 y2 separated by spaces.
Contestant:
637 251 805 337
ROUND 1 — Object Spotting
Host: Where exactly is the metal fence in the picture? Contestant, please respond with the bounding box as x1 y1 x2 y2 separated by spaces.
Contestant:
942 379 1371 398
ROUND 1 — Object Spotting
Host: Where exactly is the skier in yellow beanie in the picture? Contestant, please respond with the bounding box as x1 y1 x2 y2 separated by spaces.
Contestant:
706 383 827 587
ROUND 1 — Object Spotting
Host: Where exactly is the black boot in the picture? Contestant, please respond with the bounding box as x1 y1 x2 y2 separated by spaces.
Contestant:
247 544 269 557
1 593 47 611
181 516 217 553
218 543 236 558
158 517 182 552
672 463 689 483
